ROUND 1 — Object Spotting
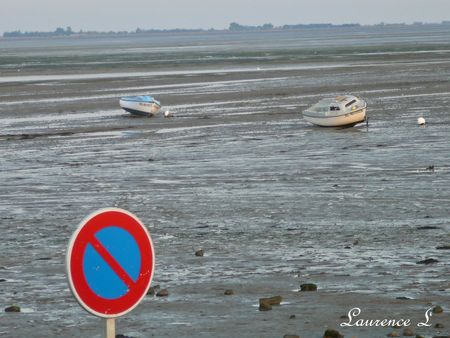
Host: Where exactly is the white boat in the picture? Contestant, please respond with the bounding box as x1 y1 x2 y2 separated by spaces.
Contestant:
303 95 367 127
119 96 161 117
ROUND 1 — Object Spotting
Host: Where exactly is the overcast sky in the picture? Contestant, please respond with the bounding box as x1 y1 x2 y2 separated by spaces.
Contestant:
1 0 450 33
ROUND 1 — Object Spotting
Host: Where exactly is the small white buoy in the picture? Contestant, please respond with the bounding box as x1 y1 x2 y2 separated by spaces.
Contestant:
417 117 426 125
164 110 173 118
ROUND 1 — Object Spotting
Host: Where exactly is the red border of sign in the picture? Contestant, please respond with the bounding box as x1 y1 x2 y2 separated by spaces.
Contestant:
66 208 155 318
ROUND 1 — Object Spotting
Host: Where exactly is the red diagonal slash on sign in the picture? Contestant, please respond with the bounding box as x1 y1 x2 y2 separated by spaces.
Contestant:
89 235 136 288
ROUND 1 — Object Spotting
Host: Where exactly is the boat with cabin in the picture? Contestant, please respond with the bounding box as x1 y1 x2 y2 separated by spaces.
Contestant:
119 96 161 117
303 95 367 127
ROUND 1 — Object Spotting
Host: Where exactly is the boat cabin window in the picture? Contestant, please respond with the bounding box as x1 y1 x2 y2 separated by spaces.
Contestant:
330 106 340 111
345 99 357 107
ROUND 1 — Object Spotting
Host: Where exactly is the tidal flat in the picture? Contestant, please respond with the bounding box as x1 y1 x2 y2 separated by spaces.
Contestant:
0 26 449 337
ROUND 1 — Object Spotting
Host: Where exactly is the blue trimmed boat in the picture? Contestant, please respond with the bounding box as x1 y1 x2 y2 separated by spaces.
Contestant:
119 96 161 117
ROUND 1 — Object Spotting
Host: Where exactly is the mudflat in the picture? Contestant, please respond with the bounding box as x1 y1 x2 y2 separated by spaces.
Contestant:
0 26 449 337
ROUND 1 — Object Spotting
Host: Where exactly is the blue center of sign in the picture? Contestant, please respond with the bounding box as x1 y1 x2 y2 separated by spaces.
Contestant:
83 226 141 299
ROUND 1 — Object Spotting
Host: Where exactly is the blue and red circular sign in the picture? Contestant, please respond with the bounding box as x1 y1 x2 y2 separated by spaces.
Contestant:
66 208 155 318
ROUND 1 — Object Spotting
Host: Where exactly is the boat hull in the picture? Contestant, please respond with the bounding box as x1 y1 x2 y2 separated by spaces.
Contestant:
119 99 161 117
303 108 367 127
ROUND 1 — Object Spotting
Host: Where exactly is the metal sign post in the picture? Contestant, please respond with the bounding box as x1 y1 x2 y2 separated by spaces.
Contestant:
105 318 115 338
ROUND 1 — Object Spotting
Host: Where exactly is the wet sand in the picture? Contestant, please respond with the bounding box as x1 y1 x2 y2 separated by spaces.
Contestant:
0 26 449 337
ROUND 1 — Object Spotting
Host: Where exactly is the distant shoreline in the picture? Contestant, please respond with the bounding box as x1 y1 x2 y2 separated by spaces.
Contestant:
3 21 450 39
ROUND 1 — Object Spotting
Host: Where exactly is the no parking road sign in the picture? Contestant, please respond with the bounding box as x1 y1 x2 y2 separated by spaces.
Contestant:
66 208 155 318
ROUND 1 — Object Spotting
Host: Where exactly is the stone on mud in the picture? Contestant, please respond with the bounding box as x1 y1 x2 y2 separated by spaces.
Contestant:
259 295 282 305
147 284 160 295
156 289 169 297
416 258 438 265
259 300 272 311
323 328 343 338
403 328 415 336
5 305 20 313
432 305 444 314
300 283 318 291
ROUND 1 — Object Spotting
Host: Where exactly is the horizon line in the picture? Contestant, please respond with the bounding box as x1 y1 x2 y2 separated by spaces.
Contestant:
2 20 450 38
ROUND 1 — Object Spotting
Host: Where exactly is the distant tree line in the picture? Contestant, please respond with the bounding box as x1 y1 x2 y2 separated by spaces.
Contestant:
228 22 353 30
229 22 274 31
227 21 450 31
2 26 205 38
3 26 73 38
3 21 450 38
135 27 204 34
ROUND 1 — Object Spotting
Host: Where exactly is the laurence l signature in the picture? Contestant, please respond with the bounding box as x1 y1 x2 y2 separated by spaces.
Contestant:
340 307 433 327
